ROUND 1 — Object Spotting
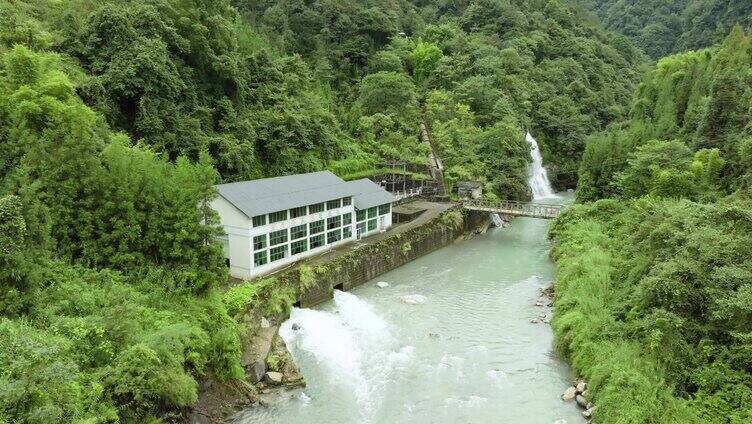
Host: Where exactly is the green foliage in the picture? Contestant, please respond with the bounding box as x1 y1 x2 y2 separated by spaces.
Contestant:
410 39 442 84
551 193 752 422
575 0 752 59
578 28 752 201
223 280 264 317
0 38 242 422
242 0 646 191
614 139 693 198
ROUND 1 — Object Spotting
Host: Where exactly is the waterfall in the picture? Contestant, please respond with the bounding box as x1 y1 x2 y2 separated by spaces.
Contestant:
526 132 557 199
279 291 414 422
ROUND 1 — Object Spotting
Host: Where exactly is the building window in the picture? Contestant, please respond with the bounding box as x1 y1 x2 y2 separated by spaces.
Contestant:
253 234 267 251
342 197 352 206
379 204 391 215
309 203 324 213
252 215 266 227
270 245 287 262
269 210 288 223
290 206 307 218
326 199 341 210
291 224 307 240
367 207 377 219
327 229 341 244
310 234 325 249
269 229 288 246
356 221 366 235
291 239 308 255
367 219 377 231
254 250 268 267
342 212 352 226
356 209 367 222
327 215 341 230
310 219 324 234
342 226 352 239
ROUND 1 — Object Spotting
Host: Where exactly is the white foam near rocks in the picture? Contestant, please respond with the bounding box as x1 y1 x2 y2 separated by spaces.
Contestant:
400 294 426 305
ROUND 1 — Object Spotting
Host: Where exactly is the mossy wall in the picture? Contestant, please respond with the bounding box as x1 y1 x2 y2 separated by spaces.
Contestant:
262 207 488 308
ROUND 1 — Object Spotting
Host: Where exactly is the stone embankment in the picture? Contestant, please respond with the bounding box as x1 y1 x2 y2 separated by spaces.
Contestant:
562 378 596 421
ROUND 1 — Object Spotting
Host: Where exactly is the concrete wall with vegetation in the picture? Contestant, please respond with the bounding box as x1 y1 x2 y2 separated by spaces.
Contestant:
227 207 488 312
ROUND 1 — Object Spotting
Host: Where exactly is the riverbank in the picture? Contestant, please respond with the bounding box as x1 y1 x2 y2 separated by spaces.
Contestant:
547 202 703 423
185 203 491 422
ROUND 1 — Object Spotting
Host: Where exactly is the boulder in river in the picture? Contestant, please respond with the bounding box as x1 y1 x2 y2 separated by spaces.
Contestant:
576 381 588 393
247 360 266 383
291 323 301 331
575 394 589 409
561 386 577 401
264 371 284 385
400 294 426 305
376 281 390 288
582 406 596 418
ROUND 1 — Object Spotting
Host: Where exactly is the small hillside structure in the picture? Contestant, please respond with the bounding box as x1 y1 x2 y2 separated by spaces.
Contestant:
454 181 483 200
212 171 395 279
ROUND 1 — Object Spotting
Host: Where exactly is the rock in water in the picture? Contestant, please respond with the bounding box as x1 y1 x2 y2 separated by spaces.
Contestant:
575 394 589 409
291 323 301 331
400 294 426 305
264 371 284 385
376 281 390 288
561 386 577 401
247 360 266 383
576 381 587 393
582 406 596 418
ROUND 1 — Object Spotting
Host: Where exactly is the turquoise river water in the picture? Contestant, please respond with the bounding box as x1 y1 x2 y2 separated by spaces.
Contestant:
233 210 583 424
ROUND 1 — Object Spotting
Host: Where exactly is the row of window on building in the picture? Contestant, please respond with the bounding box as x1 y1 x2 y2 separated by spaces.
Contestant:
251 197 353 227
251 203 391 268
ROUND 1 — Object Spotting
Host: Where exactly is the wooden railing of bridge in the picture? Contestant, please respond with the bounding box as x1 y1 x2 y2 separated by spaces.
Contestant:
462 199 564 219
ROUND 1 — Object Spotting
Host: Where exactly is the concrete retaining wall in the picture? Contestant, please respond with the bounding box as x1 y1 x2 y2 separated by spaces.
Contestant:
267 206 489 307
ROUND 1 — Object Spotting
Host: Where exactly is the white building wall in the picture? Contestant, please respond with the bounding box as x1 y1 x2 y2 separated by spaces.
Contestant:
211 196 252 278
213 194 394 280
246 203 357 279
355 204 393 239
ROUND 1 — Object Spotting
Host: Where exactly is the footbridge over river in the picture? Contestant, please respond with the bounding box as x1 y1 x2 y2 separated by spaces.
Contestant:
463 199 564 219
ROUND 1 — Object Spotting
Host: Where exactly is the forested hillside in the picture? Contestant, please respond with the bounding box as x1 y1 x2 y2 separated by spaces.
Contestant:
573 0 752 59
550 27 752 423
0 0 646 421
240 0 645 191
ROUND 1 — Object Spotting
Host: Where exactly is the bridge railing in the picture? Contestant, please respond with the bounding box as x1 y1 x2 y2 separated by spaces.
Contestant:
462 199 564 218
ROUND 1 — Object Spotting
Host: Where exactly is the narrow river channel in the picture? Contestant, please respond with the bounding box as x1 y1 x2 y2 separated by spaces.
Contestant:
234 209 583 424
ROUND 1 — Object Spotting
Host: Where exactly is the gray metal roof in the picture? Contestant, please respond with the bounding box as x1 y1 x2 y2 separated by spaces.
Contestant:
215 172 394 218
216 171 351 217
346 179 396 210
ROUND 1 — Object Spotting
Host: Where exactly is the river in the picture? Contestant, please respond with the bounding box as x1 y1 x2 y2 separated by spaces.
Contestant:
233 206 583 424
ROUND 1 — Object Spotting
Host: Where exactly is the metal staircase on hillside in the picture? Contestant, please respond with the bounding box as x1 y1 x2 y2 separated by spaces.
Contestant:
419 123 448 200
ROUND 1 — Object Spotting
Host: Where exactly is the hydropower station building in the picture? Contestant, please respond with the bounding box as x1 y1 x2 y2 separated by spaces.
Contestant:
212 171 395 279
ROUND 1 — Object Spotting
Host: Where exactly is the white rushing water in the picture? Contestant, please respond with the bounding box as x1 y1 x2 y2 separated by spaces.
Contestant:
278 291 414 422
526 132 557 199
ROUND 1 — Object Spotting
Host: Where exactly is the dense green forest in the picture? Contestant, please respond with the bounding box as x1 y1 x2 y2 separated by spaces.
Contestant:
550 27 752 423
0 0 647 421
573 0 752 59
2 0 750 421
